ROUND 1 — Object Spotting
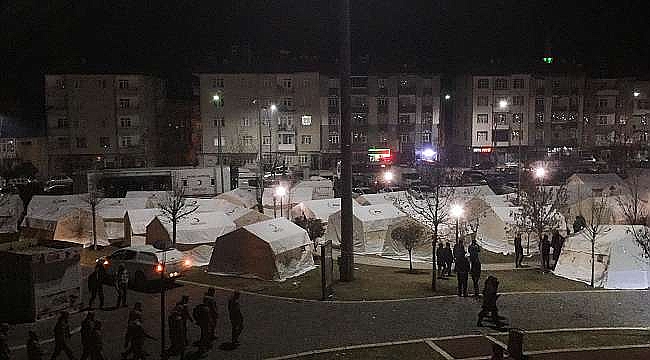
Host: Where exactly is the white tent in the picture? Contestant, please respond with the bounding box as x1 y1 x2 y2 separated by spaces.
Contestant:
290 198 350 224
554 225 650 289
262 187 313 214
21 194 87 231
567 196 633 226
355 191 407 206
208 218 315 281
124 191 169 207
216 188 258 208
52 207 109 247
148 211 236 247
0 194 23 234
293 177 334 200
124 208 162 246
184 198 247 214
325 203 408 254
566 173 625 205
97 197 150 242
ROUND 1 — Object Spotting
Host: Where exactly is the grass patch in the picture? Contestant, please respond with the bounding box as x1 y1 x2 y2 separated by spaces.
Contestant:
183 261 590 301
481 249 539 264
295 342 445 360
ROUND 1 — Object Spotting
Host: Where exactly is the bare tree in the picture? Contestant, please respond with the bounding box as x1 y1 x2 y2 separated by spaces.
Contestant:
293 216 326 251
582 197 612 287
394 168 456 291
515 182 568 257
390 219 428 273
617 170 650 258
81 191 104 250
157 185 199 246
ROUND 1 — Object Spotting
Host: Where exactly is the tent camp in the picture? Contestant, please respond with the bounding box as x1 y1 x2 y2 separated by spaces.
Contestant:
325 203 408 254
566 173 625 205
554 225 650 289
22 194 86 232
208 218 315 281
146 211 236 249
123 208 162 246
355 191 407 206
566 196 633 226
293 177 334 200
290 198 348 224
0 194 24 234
262 187 313 216
124 191 168 207
232 209 272 228
52 207 109 247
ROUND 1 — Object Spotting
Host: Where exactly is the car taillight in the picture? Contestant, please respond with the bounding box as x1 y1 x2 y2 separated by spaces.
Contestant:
155 263 164 273
184 259 192 267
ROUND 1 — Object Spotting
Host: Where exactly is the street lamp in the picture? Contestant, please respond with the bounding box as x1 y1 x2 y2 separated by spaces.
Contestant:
498 99 508 109
444 94 451 100
633 91 641 98
383 170 393 183
275 185 286 218
212 93 225 194
450 204 464 244
534 166 546 180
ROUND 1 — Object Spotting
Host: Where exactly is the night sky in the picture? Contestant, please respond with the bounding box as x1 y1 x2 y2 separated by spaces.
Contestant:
2 0 649 134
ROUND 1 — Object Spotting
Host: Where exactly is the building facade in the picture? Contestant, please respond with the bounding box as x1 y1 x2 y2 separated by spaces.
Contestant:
319 74 441 170
198 72 322 171
44 74 166 176
0 137 48 179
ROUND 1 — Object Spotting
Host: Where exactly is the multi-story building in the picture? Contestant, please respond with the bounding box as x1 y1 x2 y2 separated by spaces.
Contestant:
451 71 586 166
319 73 440 169
198 72 322 171
0 137 48 179
44 74 166 175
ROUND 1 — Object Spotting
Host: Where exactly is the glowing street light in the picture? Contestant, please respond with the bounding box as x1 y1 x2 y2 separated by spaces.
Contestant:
444 94 451 100
422 148 436 160
212 94 220 103
270 104 278 111
450 204 464 244
534 167 546 179
633 91 641 98
498 99 508 109
275 185 287 218
383 171 394 183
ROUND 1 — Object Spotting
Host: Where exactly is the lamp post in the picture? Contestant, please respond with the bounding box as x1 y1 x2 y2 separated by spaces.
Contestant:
268 104 277 170
491 99 509 166
383 170 393 190
534 166 546 187
450 204 464 244
253 99 265 213
212 94 225 194
276 185 286 218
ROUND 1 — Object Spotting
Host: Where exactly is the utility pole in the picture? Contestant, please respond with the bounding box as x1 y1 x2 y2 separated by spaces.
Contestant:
339 0 354 281
212 94 225 194
255 100 264 213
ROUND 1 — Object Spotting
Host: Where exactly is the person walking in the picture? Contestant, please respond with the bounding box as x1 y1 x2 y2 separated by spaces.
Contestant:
192 298 212 352
551 230 564 269
168 304 187 359
228 291 243 345
27 331 44 360
540 234 551 270
128 303 143 325
89 321 104 360
443 242 453 277
50 311 76 360
477 276 502 327
468 239 482 297
80 312 95 360
122 320 155 360
514 233 524 268
455 253 470 297
115 265 129 308
88 263 106 310
436 242 446 279
1 323 10 360
203 288 218 341
121 303 144 360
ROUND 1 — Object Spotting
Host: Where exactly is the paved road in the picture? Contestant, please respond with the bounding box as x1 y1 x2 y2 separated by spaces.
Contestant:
6 273 650 359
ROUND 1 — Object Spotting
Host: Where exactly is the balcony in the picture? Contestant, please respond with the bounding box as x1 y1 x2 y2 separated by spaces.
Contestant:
398 104 417 113
278 143 296 152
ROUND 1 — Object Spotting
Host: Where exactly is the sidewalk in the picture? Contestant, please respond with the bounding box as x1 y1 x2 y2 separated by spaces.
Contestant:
332 249 523 271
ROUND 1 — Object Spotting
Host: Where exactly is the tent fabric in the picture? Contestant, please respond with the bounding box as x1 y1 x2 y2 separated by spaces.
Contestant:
53 208 109 247
208 218 315 281
566 173 625 205
325 203 408 254
124 208 162 246
154 211 236 246
21 194 87 231
0 194 23 233
262 187 313 207
290 198 348 223
232 209 272 228
566 196 632 226
293 178 334 200
183 245 214 267
184 198 246 214
216 188 258 208
355 191 407 206
554 225 650 289
97 198 150 220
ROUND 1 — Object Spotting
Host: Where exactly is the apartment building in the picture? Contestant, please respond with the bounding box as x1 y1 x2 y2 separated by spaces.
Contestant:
0 137 48 179
198 72 322 171
452 72 586 166
44 74 166 175
319 74 440 169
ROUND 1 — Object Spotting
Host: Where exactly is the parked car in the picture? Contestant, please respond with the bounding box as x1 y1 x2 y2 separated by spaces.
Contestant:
97 245 191 289
45 176 73 187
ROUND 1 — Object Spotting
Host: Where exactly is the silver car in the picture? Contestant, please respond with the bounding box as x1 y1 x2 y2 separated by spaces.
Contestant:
98 245 192 288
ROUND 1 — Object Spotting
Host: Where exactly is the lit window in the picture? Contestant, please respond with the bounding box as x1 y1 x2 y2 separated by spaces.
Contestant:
477 114 488 124
213 137 225 147
477 79 489 89
477 131 488 141
301 115 312 126
302 135 312 144
328 133 339 144
421 132 431 143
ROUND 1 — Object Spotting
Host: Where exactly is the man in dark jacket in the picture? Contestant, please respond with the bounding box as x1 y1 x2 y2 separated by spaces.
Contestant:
551 230 564 269
228 291 243 345
193 299 212 352
122 320 154 360
455 254 470 297
514 233 524 268
477 276 502 327
540 234 551 270
88 263 106 310
443 242 454 276
468 239 482 297
203 288 218 340
436 242 446 279
51 311 75 360
168 304 187 358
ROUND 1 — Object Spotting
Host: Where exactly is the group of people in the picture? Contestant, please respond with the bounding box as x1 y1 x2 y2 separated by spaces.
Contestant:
87 262 130 311
539 230 565 271
0 289 243 360
436 239 483 298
